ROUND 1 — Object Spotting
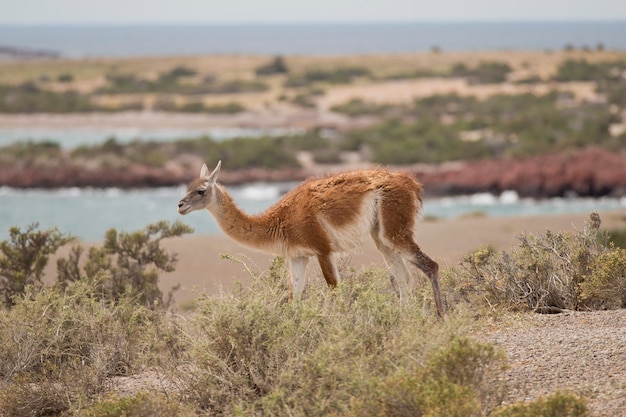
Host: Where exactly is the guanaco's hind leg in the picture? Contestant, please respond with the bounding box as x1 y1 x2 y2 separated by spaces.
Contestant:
371 230 413 302
377 190 445 317
407 243 444 318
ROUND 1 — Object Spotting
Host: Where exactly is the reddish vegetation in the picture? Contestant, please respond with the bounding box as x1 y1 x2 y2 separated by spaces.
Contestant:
1 148 625 198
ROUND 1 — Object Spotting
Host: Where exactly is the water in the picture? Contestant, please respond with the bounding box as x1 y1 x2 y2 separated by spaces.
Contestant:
1 22 625 58
0 126 303 149
2 22 625 241
1 185 624 241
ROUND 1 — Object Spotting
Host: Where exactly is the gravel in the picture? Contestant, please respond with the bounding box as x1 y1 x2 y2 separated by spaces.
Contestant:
478 309 626 417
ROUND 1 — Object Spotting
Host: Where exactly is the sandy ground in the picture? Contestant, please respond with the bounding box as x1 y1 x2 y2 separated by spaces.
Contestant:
152 209 626 307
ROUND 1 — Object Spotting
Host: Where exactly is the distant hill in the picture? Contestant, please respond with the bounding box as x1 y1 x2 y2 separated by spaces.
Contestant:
0 45 60 61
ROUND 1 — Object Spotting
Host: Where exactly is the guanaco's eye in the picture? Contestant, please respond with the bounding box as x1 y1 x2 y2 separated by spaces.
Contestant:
197 189 206 196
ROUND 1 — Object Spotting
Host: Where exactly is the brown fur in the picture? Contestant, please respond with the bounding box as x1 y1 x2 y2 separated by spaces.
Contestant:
178 163 444 317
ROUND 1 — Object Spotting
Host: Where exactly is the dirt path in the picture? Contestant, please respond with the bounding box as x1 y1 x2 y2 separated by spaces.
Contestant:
477 309 626 416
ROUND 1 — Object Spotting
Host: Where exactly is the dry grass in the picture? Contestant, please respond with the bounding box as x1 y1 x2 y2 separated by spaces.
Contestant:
0 254 594 417
2 50 624 112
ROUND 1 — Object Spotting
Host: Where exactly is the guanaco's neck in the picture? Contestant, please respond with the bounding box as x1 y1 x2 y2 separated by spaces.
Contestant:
208 185 281 250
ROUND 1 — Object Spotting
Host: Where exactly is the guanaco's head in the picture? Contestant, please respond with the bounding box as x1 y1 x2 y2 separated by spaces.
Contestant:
178 161 221 215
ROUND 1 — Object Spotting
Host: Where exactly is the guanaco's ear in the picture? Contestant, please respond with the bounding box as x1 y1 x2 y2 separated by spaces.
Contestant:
206 160 221 186
200 163 210 178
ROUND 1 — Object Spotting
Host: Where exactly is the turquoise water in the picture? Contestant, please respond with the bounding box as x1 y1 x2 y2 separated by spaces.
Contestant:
1 185 624 241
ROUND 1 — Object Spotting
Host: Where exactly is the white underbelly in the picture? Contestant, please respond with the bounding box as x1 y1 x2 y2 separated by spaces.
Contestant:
320 195 378 253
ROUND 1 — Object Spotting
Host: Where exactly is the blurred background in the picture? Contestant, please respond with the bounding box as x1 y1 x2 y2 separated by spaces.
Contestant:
1 0 626 240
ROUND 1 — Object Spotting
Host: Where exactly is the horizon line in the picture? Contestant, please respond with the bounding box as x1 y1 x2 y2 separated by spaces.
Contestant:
2 19 626 27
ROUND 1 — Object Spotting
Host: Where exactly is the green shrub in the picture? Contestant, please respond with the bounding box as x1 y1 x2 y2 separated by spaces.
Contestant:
0 222 192 416
204 101 245 114
0 83 96 113
346 117 490 164
57 73 74 83
330 97 399 116
202 79 268 94
492 391 588 417
0 140 62 166
285 66 371 87
177 101 206 112
291 92 317 108
597 79 626 107
255 55 289 76
154 99 245 114
554 59 602 82
57 221 193 308
81 393 194 417
578 248 626 309
0 280 184 416
335 89 620 162
158 66 197 82
554 58 626 82
100 72 267 95
174 258 504 416
305 66 371 84
0 224 72 308
100 73 153 93
444 212 624 312
216 136 301 169
451 61 512 84
342 337 506 417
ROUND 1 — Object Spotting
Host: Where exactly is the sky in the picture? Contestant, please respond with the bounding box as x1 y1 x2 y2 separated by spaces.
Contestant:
2 0 626 25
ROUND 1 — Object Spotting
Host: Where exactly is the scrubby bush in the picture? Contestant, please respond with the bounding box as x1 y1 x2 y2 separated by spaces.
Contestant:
343 337 506 417
153 99 245 114
444 212 626 312
174 258 507 416
554 58 626 82
255 55 289 76
57 221 193 308
597 79 626 107
215 136 301 170
554 59 603 82
578 248 626 309
284 66 371 87
0 140 62 166
0 83 96 113
330 97 400 116
81 393 194 417
451 61 512 84
334 90 621 162
0 223 72 308
100 72 267 95
345 117 490 164
0 221 191 415
492 391 588 417
202 79 268 94
57 73 74 83
291 92 317 108
158 66 197 82
0 279 184 416
0 220 606 416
